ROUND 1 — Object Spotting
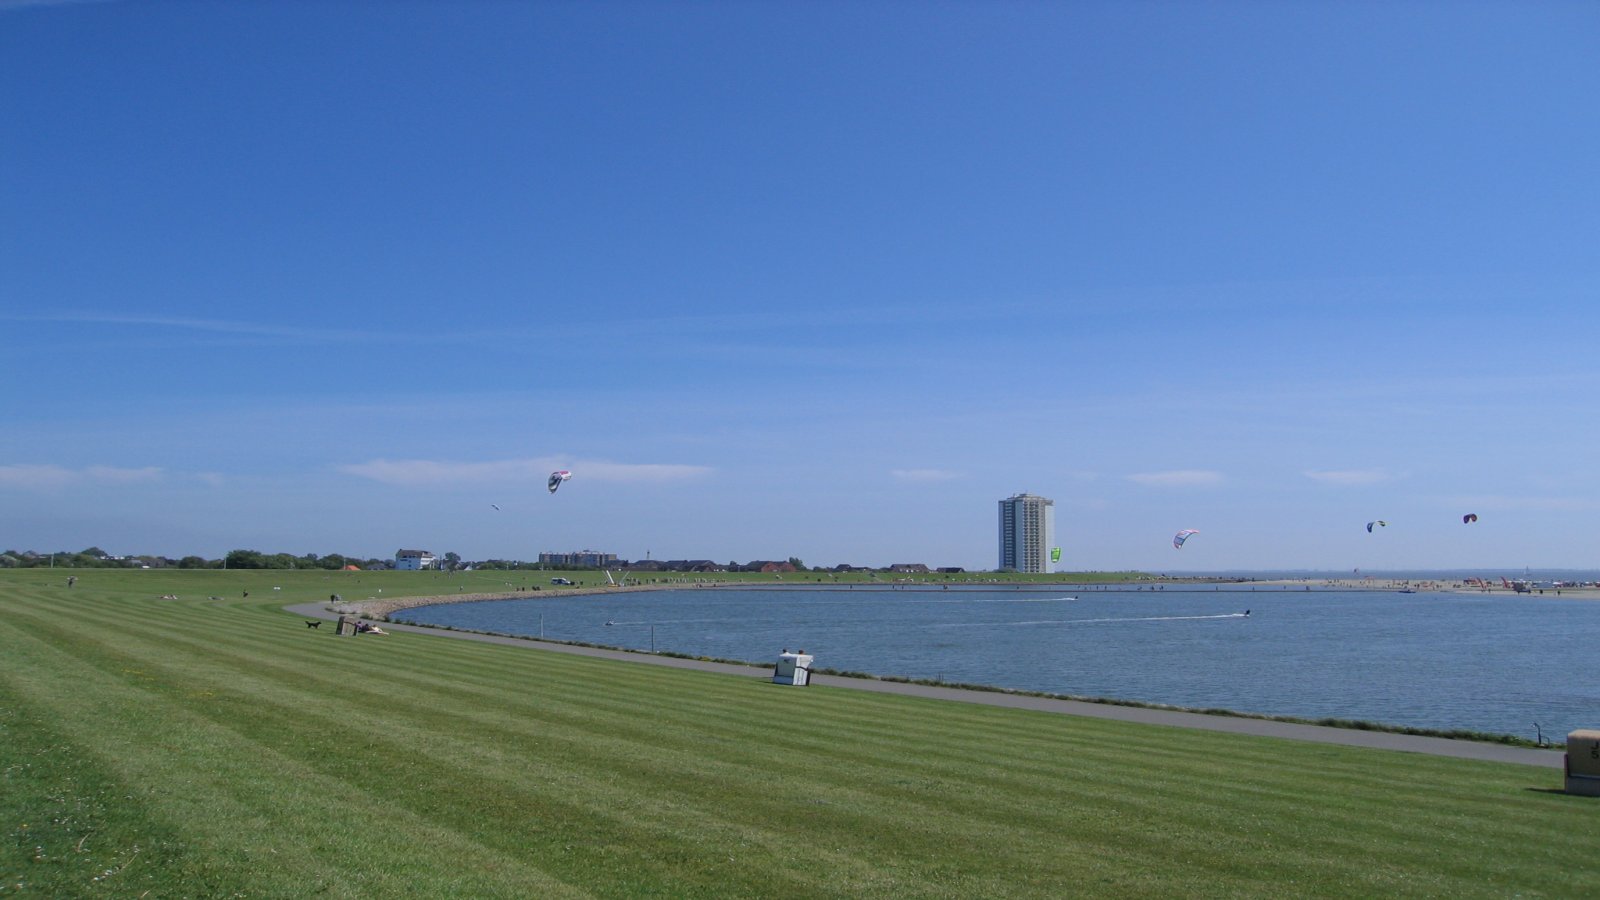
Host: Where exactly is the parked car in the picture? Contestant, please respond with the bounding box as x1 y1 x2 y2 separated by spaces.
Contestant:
550 577 574 585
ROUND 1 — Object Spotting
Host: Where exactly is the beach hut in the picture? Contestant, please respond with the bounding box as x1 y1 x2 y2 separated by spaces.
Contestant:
1566 730 1600 796
773 651 813 686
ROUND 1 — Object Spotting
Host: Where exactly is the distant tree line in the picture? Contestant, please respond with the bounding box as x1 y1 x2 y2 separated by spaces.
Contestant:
0 548 598 572
0 547 393 570
217 550 393 570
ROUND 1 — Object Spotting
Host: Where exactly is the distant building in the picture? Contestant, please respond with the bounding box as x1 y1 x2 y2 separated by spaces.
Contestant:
888 563 930 574
539 550 620 568
394 549 436 571
745 560 797 573
998 493 1055 573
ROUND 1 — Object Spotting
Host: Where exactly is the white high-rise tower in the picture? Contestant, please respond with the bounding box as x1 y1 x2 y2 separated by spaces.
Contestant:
998 493 1055 573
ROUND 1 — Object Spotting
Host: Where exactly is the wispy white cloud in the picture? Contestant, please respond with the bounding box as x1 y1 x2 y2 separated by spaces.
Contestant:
6 310 643 350
625 300 1024 335
1304 468 1398 486
338 457 711 487
1125 469 1223 487
0 465 75 489
0 464 163 489
85 465 164 483
890 468 960 482
338 459 540 485
3 311 366 341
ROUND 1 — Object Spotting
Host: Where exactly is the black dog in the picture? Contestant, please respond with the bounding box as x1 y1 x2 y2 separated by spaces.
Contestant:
305 620 321 629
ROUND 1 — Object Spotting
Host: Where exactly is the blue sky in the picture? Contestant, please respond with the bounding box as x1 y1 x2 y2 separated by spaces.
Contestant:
3 0 1597 571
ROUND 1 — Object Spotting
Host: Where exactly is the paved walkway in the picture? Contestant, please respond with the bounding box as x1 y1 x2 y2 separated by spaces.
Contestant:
288 602 1565 769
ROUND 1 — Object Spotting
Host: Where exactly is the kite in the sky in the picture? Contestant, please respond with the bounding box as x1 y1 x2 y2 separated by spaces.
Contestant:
1462 513 1478 524
1173 529 1199 549
491 504 500 511
1050 547 1062 563
547 470 572 493
1366 520 1388 533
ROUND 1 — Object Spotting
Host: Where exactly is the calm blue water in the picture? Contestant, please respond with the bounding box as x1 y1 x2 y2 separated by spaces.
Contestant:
396 586 1600 740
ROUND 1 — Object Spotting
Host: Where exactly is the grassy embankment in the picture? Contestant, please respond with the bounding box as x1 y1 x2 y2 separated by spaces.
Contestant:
3 568 1594 897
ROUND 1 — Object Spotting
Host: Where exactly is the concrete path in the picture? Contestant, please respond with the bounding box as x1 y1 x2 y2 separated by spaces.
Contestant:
288 602 1565 769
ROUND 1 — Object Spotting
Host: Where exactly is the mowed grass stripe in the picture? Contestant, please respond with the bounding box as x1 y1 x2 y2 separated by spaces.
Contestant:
0 621 594 898
0 678 234 895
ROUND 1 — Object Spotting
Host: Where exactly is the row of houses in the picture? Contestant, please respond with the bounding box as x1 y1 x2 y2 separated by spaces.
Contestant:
538 550 620 568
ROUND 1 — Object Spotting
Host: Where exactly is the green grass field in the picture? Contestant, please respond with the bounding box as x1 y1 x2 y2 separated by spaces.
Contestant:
3 568 1594 897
